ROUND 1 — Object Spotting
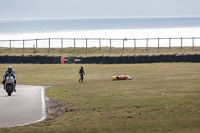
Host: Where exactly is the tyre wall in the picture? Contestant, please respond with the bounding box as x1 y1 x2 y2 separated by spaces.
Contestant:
46 56 54 64
108 56 115 64
162 55 169 62
23 55 31 63
0 55 61 64
8 56 15 63
121 56 128 63
75 57 82 64
88 56 95 64
182 54 190 62
190 54 197 62
175 54 183 62
53 56 61 64
148 55 155 63
95 56 103 64
128 56 135 63
140 55 148 63
15 56 23 63
0 55 8 63
154 54 163 63
38 55 47 64
135 55 141 63
102 56 109 64
30 55 39 64
114 56 121 64
196 54 200 62
81 57 88 64
168 54 176 62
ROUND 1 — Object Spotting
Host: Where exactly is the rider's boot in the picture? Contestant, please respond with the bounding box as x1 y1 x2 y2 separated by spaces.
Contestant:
13 86 16 92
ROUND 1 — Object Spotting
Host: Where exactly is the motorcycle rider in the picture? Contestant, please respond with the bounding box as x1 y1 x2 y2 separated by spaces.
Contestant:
79 66 85 83
2 66 16 92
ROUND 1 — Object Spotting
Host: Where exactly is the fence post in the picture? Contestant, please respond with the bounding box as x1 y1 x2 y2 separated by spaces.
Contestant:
158 38 160 53
33 44 35 53
86 38 88 54
110 39 112 53
9 40 11 52
61 38 63 52
169 38 171 53
146 38 148 53
23 40 25 53
99 39 101 54
123 39 125 53
134 39 136 53
192 37 194 52
48 38 50 53
74 38 76 54
36 39 38 52
181 37 183 52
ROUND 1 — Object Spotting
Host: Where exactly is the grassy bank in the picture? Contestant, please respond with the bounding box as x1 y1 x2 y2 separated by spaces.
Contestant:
0 63 200 132
1 47 200 56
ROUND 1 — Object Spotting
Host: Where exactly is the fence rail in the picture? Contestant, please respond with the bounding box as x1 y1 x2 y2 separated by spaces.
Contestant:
0 37 200 54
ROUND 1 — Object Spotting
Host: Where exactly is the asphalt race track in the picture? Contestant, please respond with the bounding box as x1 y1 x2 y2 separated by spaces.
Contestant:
0 85 46 128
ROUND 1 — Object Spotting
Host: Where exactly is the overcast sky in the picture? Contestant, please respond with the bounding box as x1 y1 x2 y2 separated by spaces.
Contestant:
0 0 200 20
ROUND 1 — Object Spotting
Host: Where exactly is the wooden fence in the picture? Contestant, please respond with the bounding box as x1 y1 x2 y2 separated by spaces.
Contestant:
0 37 200 54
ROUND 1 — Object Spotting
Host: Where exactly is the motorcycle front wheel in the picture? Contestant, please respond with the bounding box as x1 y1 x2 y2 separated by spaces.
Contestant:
7 85 13 96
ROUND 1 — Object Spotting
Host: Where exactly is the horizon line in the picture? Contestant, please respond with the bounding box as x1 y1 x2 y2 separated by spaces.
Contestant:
0 15 200 21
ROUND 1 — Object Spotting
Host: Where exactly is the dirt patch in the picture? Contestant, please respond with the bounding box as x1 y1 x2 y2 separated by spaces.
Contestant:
43 86 69 119
45 97 69 119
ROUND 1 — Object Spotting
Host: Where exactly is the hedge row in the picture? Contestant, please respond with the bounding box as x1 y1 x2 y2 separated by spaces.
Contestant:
74 54 200 64
0 55 61 64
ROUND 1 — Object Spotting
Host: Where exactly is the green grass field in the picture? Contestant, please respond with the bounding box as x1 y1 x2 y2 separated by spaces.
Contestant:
0 63 200 133
1 47 200 56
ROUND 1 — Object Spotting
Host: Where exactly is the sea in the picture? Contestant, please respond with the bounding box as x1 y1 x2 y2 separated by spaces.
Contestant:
0 17 200 48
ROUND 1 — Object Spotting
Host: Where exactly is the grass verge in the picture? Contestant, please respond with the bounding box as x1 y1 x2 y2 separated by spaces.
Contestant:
0 63 200 133
0 47 200 56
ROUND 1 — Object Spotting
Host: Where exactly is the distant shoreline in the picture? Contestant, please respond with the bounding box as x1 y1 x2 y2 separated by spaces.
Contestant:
0 17 200 34
1 15 200 21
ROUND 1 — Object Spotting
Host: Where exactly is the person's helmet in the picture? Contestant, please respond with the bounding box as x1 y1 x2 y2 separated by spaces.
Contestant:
81 66 84 69
8 66 12 73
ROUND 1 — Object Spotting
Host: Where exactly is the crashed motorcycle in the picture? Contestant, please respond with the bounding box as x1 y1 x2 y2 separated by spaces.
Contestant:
4 76 15 96
112 74 133 81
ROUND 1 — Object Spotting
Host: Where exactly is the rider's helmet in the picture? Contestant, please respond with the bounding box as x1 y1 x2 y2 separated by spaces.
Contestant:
8 66 12 73
81 66 84 69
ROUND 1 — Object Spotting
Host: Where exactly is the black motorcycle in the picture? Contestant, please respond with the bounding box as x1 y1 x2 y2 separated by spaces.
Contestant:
5 76 15 96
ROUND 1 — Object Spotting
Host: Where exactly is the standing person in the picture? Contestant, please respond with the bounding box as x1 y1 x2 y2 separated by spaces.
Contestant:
79 66 85 83
2 66 17 92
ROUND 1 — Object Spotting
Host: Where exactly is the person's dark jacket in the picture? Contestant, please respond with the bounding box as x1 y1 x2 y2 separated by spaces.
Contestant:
79 68 85 75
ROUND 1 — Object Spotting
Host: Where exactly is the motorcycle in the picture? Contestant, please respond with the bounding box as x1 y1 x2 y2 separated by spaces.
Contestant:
5 76 15 96
112 74 133 81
